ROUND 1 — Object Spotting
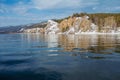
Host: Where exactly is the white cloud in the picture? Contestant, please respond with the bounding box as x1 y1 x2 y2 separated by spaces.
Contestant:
0 0 100 27
0 0 99 14
0 9 4 13
92 7 96 10
104 6 120 12
0 16 43 27
0 2 32 15
12 3 30 14
31 0 99 10
114 6 120 10
92 6 120 13
0 4 9 13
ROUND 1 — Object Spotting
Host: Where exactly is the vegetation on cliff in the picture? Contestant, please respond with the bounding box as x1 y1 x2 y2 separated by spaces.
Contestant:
73 13 120 31
22 13 120 34
55 13 120 32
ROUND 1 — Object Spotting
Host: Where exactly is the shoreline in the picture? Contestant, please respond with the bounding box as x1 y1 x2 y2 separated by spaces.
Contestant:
20 32 120 35
57 32 120 35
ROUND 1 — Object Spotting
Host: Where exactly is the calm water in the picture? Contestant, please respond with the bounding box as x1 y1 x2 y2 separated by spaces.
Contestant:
0 33 120 80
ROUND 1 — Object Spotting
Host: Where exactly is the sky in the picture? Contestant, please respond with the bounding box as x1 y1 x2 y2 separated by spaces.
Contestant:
0 0 120 27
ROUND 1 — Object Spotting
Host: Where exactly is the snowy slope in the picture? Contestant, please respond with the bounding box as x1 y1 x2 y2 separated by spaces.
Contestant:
45 20 59 34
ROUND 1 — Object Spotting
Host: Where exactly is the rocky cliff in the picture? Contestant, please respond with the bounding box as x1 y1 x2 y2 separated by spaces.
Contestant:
44 20 59 34
23 13 120 34
58 16 98 34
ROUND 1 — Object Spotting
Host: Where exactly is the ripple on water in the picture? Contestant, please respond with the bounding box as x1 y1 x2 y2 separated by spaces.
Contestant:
0 53 32 66
48 54 59 57
0 34 120 80
72 48 88 53
0 59 28 66
0 67 63 80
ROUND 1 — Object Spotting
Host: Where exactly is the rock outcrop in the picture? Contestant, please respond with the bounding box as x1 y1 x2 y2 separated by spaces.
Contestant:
23 28 44 33
23 15 120 34
58 16 98 34
44 20 59 34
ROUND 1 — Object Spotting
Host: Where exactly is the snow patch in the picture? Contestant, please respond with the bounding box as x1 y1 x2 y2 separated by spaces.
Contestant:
45 20 59 34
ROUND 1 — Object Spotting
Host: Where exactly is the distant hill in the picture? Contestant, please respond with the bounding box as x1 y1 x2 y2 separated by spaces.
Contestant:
0 26 23 34
0 21 47 34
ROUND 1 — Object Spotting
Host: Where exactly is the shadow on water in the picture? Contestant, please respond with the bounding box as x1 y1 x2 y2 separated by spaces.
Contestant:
0 67 63 80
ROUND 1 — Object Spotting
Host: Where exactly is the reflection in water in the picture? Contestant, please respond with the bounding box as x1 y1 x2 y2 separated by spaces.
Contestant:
22 33 120 54
115 45 120 53
58 34 99 51
0 33 120 80
21 33 60 52
87 35 119 54
58 34 120 54
21 33 45 43
45 34 58 48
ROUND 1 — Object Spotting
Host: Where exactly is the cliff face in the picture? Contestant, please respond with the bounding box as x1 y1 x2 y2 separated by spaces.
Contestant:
100 16 117 32
23 16 98 34
44 20 59 34
59 17 76 32
23 14 120 34
58 16 98 34
23 28 44 33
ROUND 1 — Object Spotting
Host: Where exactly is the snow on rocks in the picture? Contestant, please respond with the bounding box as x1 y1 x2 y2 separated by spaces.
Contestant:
45 20 59 34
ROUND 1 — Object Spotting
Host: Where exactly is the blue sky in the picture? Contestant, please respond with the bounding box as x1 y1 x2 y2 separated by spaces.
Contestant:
0 0 120 27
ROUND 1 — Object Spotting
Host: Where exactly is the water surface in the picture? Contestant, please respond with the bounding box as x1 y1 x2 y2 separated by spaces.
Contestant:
0 33 120 80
